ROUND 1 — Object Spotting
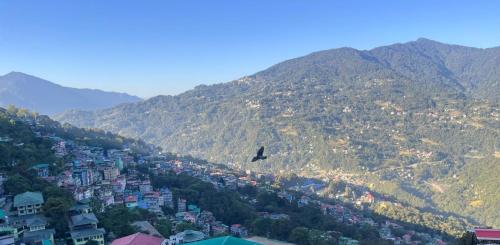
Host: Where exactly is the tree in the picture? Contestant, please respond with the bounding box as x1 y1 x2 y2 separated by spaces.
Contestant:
4 175 31 195
289 227 310 245
175 222 198 232
251 218 271 236
43 197 72 237
156 220 172 237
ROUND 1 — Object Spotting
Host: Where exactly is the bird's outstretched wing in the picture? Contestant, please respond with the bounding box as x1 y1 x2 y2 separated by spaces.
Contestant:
251 156 258 162
257 146 265 157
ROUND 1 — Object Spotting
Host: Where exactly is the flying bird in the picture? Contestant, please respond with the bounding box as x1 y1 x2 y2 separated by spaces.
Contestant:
251 146 267 162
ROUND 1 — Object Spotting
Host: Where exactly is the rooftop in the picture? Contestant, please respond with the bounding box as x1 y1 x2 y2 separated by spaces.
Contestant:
23 228 55 243
188 236 261 245
111 232 165 245
70 213 99 227
26 215 47 227
70 228 105 239
475 228 500 241
13 192 44 207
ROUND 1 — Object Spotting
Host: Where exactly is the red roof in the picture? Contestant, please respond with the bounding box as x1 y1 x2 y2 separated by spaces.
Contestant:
475 229 500 241
111 232 164 245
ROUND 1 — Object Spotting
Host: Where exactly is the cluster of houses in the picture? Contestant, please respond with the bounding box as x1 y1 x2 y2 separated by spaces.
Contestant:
0 131 256 244
0 116 481 245
0 191 105 245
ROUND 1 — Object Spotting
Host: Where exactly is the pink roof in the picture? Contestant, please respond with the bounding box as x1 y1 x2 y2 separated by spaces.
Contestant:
125 195 138 202
111 232 164 245
475 229 500 241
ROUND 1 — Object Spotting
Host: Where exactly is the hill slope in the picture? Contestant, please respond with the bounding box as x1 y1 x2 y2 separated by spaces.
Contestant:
56 38 500 227
0 72 141 115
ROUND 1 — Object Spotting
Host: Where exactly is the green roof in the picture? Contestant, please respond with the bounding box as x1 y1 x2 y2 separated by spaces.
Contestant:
31 163 49 169
188 236 262 245
13 191 44 207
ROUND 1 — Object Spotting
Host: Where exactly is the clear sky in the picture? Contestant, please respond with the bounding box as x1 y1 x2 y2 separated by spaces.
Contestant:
1 0 499 98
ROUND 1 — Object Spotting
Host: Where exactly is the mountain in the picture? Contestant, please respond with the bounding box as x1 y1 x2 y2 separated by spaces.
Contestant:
0 72 141 115
56 38 500 227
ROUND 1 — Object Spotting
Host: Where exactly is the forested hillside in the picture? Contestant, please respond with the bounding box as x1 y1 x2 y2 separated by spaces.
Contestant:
56 39 500 227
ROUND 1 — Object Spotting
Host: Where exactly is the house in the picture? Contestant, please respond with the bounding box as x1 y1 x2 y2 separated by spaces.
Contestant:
111 232 165 245
73 187 94 201
167 230 204 245
339 236 359 245
70 228 106 245
143 192 161 210
125 195 138 209
22 228 55 245
13 192 44 216
69 213 99 231
69 204 92 216
69 213 105 245
177 198 186 213
211 222 229 236
73 168 94 186
139 180 152 193
160 188 173 208
474 228 500 244
100 165 120 181
0 234 14 245
183 212 197 223
230 224 248 238
31 163 50 178
187 236 261 245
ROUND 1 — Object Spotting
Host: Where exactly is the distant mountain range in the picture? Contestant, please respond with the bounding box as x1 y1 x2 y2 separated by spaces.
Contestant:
56 38 500 227
0 72 141 115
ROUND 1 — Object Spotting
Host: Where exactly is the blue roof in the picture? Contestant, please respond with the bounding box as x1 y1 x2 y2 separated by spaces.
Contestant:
188 236 262 245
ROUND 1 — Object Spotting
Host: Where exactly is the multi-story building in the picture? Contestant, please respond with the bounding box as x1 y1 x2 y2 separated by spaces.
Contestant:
69 212 105 245
177 198 187 213
13 192 44 216
160 188 173 208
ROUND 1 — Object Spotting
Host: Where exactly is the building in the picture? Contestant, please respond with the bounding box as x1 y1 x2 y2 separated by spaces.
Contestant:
211 222 229 236
31 163 50 178
143 192 161 210
22 228 55 245
187 236 261 245
70 228 105 245
339 237 359 245
13 192 44 216
111 232 165 245
474 228 500 244
139 180 152 193
230 224 248 238
177 198 186 213
125 195 138 209
167 230 204 245
100 165 120 180
69 213 105 245
73 168 94 186
160 188 173 208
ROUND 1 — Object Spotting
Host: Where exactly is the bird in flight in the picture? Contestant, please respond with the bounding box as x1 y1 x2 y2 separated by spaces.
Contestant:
251 146 267 162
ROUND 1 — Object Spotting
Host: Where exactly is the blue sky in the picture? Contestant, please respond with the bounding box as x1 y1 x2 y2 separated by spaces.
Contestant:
1 0 499 98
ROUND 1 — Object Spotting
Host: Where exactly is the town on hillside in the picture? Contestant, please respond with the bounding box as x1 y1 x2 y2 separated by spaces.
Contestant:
0 114 497 245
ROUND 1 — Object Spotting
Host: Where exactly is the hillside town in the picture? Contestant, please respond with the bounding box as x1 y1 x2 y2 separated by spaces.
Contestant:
0 116 496 245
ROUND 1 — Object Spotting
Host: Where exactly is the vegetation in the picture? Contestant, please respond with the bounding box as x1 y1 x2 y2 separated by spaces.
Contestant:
57 39 500 228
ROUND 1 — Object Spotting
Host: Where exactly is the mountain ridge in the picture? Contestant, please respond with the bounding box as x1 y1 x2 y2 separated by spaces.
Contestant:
55 38 500 227
0 71 141 115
